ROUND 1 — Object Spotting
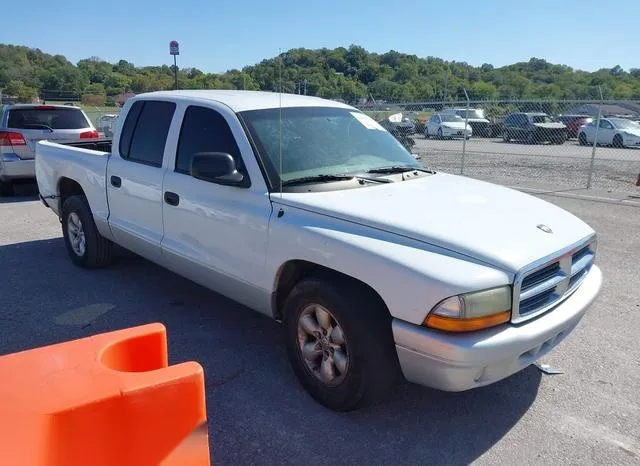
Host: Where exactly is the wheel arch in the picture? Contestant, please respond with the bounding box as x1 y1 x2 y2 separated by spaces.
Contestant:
271 260 391 322
57 177 87 214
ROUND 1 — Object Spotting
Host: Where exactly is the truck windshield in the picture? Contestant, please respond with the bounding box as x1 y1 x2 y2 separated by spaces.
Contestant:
239 107 421 189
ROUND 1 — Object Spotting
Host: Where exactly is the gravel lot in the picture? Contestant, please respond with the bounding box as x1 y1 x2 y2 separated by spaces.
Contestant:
1 184 639 465
414 136 640 193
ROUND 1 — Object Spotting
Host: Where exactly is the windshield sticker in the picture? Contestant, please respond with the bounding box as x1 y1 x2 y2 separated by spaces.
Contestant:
351 112 386 131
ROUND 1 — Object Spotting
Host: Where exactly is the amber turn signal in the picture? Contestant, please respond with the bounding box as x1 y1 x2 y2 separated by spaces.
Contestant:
424 310 511 332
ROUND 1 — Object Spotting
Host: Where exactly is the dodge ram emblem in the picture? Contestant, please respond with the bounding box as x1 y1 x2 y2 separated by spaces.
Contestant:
537 224 553 234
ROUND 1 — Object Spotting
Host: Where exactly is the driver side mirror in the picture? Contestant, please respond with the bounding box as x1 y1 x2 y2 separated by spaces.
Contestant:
190 152 248 187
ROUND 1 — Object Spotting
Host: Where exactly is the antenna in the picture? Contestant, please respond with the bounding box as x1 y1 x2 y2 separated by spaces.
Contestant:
278 49 283 198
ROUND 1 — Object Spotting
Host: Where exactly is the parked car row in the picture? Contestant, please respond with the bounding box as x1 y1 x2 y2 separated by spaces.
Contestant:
417 108 640 147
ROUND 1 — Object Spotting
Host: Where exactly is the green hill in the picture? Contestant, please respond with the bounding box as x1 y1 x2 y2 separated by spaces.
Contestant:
1 43 639 104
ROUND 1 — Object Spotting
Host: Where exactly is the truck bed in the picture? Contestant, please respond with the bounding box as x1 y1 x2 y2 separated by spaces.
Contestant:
35 139 112 235
61 138 113 153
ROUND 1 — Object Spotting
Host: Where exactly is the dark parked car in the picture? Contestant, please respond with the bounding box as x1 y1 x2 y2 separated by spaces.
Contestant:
502 112 567 144
378 112 416 135
554 114 593 139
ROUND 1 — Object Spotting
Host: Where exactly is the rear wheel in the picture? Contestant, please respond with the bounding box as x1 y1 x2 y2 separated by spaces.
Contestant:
61 195 113 268
437 127 443 139
282 274 399 411
502 129 510 142
613 134 624 148
578 132 588 146
553 134 567 145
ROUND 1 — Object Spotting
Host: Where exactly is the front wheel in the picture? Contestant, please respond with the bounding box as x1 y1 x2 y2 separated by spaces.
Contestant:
437 127 443 139
61 195 114 268
613 134 624 148
283 275 399 411
502 129 510 142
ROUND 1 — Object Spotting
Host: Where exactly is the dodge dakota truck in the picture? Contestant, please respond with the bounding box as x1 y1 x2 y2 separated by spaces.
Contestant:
35 90 602 411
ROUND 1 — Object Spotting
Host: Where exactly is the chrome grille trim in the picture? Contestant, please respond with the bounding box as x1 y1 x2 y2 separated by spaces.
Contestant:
512 235 596 324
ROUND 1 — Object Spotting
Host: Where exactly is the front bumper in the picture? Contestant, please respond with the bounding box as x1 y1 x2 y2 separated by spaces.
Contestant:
623 137 640 147
0 159 35 182
442 127 472 138
393 264 602 392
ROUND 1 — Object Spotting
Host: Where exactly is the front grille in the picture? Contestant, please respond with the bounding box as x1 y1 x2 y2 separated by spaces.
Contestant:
512 238 596 323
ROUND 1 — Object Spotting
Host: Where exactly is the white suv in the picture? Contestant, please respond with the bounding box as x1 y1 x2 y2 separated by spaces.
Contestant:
0 104 98 195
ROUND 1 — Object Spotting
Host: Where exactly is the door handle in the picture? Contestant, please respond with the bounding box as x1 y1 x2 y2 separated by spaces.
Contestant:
110 175 121 188
164 191 180 206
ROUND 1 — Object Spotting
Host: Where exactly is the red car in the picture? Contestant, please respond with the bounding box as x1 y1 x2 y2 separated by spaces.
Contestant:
554 115 593 139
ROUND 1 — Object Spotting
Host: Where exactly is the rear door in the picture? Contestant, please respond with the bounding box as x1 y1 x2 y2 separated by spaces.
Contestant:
106 99 177 263
4 106 96 158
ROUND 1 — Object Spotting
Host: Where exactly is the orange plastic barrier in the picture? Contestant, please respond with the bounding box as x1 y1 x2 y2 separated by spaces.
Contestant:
0 323 210 466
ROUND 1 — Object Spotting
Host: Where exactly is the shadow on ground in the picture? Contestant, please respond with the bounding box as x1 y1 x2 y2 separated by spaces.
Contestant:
0 182 39 204
0 238 541 465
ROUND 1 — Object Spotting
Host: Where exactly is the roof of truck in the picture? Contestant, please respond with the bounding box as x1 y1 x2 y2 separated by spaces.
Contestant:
138 90 355 113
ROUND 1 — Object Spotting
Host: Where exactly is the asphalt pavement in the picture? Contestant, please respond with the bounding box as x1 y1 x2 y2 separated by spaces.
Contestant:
414 136 640 194
0 184 638 465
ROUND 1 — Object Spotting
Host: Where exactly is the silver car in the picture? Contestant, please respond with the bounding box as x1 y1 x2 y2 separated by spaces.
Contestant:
0 104 98 195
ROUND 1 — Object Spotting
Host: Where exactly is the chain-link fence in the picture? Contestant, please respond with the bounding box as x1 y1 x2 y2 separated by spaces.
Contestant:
357 95 640 194
35 92 640 194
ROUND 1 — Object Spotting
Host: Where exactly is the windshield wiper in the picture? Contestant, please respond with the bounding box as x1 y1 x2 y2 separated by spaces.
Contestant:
366 166 431 174
281 174 354 187
22 123 54 132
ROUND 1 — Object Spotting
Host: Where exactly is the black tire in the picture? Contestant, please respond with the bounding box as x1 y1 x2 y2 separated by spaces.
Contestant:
61 195 113 268
437 127 443 139
613 134 624 148
502 129 510 142
0 181 14 197
282 274 399 411
578 132 588 146
526 131 535 144
424 127 430 139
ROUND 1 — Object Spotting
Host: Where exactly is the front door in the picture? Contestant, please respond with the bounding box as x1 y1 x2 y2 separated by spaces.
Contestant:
161 104 273 313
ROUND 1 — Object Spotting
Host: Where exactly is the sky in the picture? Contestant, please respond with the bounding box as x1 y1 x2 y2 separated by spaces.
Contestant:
2 0 639 73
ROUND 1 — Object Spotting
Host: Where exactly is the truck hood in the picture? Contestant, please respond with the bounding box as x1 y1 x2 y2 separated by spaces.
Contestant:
276 173 594 272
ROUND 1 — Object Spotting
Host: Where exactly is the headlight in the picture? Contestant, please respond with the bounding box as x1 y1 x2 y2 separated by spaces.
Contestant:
423 286 512 332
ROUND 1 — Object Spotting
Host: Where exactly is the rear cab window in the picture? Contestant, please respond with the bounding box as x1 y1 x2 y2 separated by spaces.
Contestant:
7 107 91 130
118 100 176 167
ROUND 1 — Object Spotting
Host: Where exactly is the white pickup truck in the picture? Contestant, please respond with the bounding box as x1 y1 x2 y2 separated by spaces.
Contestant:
36 90 602 411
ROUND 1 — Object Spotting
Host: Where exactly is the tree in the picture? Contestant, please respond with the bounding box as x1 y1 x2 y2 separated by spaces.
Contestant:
2 43 640 105
3 80 38 102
